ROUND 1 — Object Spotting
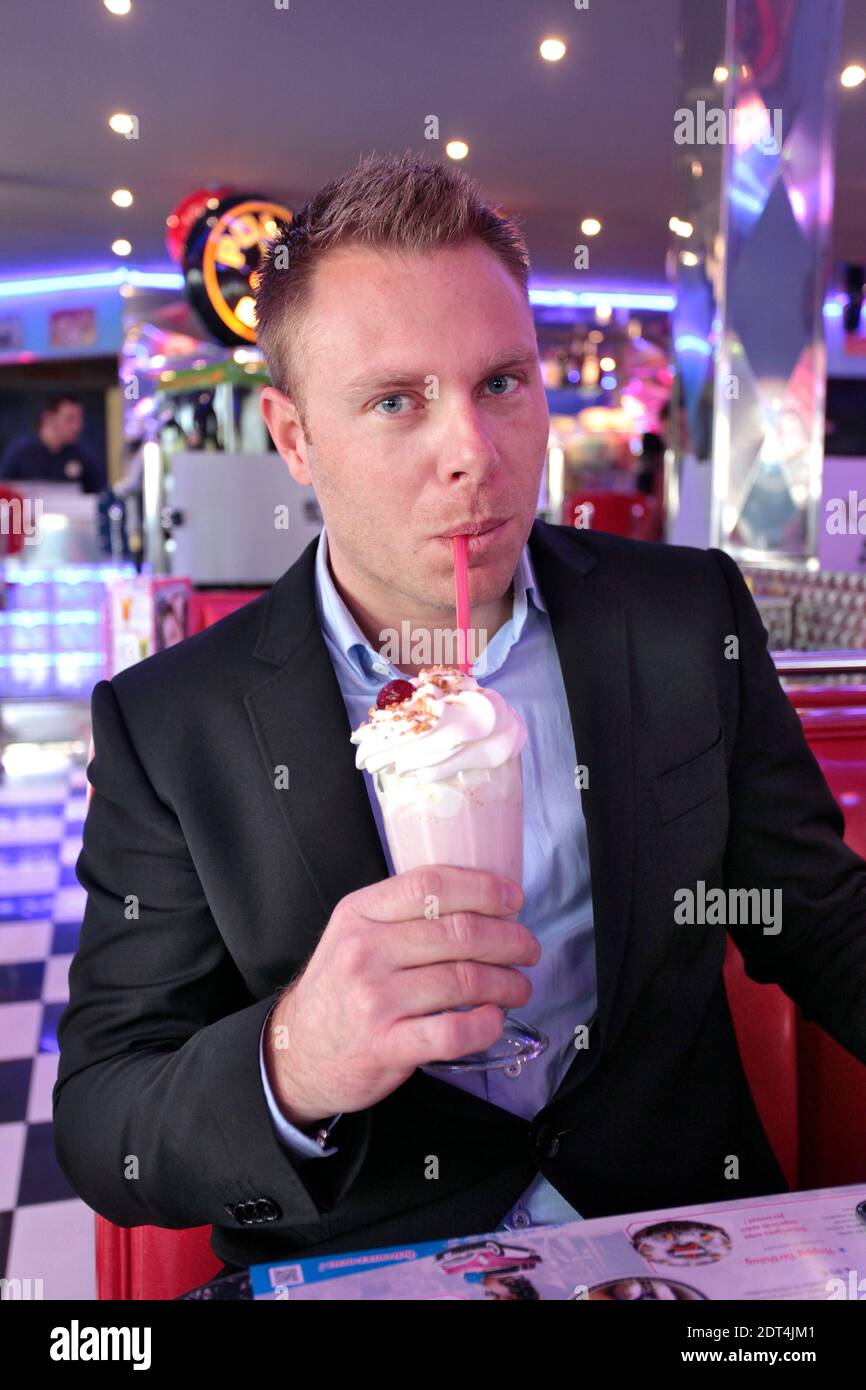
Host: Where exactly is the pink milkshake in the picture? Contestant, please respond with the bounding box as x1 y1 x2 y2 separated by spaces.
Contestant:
351 664 546 1073
350 665 526 884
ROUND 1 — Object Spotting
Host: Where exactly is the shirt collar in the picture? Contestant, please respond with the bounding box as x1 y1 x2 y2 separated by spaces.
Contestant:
314 522 547 681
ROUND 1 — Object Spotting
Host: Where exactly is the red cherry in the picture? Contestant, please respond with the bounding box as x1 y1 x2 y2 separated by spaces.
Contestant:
376 678 415 709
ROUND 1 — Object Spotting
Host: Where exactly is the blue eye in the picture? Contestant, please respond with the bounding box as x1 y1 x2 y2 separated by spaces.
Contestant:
373 394 412 416
485 374 519 396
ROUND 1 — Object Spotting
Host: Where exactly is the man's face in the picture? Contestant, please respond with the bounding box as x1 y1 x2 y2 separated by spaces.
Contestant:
263 241 549 616
52 402 84 445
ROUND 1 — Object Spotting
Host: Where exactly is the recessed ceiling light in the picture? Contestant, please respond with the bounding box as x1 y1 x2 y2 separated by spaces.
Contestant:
104 0 132 13
108 112 135 136
539 38 567 63
580 217 602 237
840 64 865 88
680 250 699 267
445 140 469 160
111 239 132 257
600 356 616 372
713 65 729 82
111 188 133 208
669 216 694 238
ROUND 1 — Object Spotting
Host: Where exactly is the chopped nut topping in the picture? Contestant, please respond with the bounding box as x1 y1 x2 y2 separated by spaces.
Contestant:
354 665 470 738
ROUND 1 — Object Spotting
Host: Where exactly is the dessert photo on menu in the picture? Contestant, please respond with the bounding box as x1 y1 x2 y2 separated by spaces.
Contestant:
0 0 862 1361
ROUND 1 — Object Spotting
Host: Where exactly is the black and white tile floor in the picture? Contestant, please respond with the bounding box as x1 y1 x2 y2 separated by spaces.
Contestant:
0 751 95 1299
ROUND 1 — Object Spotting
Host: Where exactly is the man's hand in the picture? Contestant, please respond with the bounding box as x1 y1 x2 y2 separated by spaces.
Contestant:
263 866 539 1126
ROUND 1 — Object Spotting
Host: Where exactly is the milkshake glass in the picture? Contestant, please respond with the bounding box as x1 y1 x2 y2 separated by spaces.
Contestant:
351 665 548 1072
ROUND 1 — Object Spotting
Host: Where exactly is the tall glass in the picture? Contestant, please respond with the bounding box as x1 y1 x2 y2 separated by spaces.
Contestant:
372 750 548 1074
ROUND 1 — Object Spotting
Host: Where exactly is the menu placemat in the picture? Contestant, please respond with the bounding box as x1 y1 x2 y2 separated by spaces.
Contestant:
249 1183 866 1300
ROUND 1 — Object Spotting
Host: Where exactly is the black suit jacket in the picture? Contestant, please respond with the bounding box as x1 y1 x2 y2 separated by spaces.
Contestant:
53 520 866 1268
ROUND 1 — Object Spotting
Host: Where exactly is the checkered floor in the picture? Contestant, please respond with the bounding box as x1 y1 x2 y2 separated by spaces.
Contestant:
0 751 96 1299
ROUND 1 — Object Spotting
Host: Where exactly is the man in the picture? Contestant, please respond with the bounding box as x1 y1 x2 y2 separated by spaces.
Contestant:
0 394 104 493
53 153 866 1276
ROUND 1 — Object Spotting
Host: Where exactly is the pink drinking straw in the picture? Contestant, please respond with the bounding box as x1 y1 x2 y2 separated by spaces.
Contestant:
451 535 472 675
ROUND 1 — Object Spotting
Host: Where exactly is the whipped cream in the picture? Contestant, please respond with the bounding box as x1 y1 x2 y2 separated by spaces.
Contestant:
351 665 527 784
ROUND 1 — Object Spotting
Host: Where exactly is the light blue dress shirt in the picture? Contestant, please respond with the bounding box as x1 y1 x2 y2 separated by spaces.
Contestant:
259 524 598 1229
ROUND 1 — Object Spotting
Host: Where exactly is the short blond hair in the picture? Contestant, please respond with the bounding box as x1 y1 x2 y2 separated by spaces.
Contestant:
254 150 531 423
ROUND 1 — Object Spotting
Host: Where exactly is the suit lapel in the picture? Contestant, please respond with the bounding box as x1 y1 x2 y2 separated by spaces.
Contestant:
527 522 635 1105
243 540 389 954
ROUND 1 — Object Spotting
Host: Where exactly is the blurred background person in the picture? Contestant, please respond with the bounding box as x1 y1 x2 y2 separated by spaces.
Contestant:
0 393 105 494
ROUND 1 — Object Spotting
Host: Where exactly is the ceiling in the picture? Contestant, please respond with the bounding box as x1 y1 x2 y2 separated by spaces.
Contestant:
0 0 863 287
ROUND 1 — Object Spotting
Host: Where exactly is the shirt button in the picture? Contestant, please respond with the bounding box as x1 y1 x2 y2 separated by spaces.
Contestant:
511 1208 531 1229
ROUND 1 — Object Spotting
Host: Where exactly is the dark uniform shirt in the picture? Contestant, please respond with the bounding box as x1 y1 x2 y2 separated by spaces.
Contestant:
0 436 104 494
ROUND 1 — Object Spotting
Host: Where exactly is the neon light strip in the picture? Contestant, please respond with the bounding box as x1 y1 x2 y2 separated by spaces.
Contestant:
530 288 677 311
674 334 714 355
3 565 134 582
0 269 851 322
0 611 101 625
0 653 103 666
0 269 184 300
530 286 850 317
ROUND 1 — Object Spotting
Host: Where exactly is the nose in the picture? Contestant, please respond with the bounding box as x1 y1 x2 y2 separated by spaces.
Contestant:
433 399 500 486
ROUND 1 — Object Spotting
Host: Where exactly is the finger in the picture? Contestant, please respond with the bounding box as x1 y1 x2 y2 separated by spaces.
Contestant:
356 865 524 925
388 1004 507 1069
388 960 533 1017
378 912 541 970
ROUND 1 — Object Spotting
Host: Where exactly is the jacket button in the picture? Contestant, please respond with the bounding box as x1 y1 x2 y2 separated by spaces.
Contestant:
225 1197 282 1225
536 1124 560 1158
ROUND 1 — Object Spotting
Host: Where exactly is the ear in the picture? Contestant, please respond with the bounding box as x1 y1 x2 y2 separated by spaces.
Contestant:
260 386 312 486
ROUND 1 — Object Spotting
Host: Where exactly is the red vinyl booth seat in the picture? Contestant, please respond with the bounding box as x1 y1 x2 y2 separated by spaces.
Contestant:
92 645 866 1296
723 691 866 1197
95 1219 221 1301
188 588 267 636
787 696 866 1190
